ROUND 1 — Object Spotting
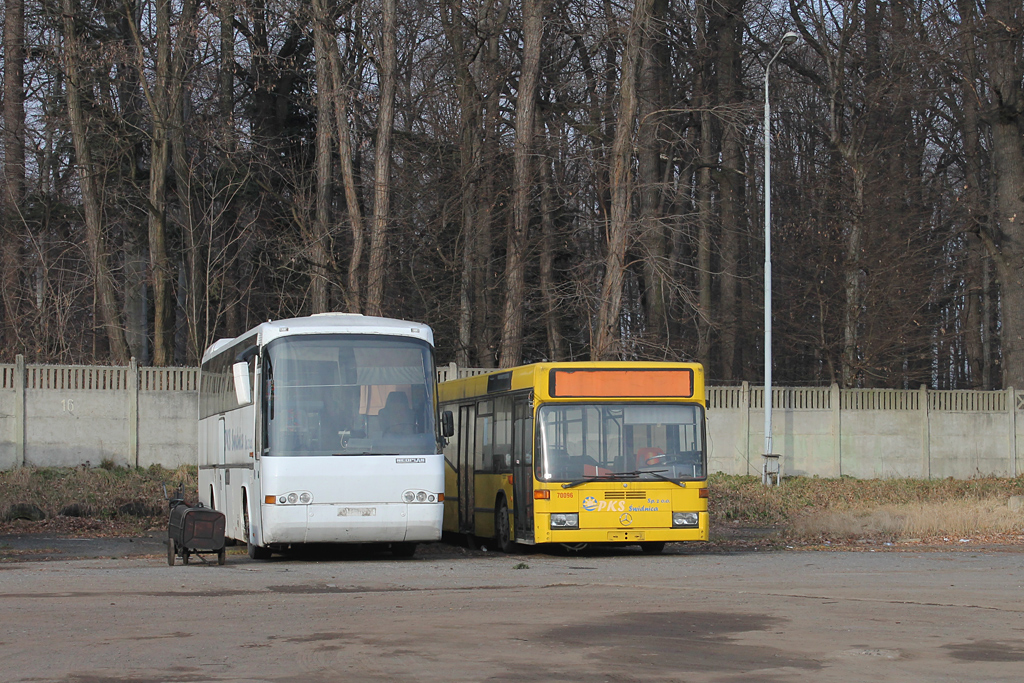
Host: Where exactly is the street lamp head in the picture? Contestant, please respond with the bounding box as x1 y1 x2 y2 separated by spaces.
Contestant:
782 31 799 46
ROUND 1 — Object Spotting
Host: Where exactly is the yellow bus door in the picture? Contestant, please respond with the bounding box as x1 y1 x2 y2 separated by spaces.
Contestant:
458 404 475 534
512 397 534 543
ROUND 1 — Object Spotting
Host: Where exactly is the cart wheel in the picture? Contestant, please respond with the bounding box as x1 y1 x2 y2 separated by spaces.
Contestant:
167 539 176 566
182 550 190 565
217 547 226 565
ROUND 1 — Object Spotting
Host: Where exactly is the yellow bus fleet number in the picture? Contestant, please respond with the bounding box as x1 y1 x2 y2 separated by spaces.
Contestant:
557 492 574 499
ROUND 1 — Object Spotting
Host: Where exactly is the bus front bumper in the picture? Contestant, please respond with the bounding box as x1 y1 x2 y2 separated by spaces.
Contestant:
261 502 443 545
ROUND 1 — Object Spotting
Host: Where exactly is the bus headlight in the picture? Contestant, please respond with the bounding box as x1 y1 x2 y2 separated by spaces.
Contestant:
550 513 579 530
402 490 441 503
271 491 312 505
673 512 699 528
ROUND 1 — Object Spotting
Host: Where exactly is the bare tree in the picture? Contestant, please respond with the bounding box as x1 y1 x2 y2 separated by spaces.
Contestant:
2 0 27 347
61 0 130 363
593 0 656 360
365 0 397 315
498 0 546 368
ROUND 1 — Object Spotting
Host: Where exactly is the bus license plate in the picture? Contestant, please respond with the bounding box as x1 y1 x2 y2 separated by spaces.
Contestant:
338 507 376 517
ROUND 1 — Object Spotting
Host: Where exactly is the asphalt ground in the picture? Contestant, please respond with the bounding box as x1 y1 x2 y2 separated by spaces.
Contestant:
1 536 1022 683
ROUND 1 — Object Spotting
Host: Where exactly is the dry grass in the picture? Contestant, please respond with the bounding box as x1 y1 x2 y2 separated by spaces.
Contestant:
708 474 1024 542
789 500 1024 541
0 465 197 525
2 468 1023 544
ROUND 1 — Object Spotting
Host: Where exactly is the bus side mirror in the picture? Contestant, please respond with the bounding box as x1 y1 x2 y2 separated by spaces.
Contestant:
233 362 253 406
441 410 454 438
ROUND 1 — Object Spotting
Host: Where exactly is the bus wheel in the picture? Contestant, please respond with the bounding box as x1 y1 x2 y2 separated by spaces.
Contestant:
217 547 227 565
391 542 417 558
167 538 176 566
640 542 666 554
244 503 272 560
496 499 516 553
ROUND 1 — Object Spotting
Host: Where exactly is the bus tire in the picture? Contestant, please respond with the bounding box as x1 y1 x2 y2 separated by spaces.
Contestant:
243 500 272 560
496 499 516 553
640 541 666 554
167 538 176 566
217 547 227 565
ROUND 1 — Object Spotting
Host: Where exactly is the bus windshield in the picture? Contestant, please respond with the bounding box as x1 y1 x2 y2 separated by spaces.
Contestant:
536 403 705 481
264 334 436 456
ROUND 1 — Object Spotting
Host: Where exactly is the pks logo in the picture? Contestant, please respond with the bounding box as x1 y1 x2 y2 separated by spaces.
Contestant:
582 498 626 512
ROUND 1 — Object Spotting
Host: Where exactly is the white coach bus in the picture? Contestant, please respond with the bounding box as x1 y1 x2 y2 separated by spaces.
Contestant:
198 313 449 559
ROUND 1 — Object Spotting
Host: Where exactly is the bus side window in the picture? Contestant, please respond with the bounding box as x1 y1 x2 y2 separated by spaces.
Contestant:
476 401 492 472
514 398 533 465
493 396 512 473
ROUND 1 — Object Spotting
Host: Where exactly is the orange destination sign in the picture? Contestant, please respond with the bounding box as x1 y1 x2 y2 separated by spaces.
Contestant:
549 369 694 398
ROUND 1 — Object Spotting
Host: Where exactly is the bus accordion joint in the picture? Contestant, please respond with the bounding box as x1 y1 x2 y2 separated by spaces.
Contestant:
534 490 550 500
699 488 709 499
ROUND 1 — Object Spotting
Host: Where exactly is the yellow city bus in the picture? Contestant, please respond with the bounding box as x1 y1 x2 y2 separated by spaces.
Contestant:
438 362 708 552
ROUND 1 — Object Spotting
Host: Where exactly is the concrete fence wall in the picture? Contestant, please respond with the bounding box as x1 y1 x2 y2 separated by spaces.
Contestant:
1 358 1021 479
0 356 198 471
705 383 1022 479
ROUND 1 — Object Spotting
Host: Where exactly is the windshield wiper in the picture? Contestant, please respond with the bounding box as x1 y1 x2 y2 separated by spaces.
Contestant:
560 469 686 489
561 471 641 489
644 470 686 488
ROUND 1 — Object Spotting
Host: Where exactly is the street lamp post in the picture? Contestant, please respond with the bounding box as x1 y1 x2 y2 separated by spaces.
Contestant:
763 31 799 486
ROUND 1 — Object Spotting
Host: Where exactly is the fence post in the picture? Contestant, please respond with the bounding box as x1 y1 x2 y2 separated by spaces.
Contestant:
920 384 930 479
739 381 750 475
129 358 139 468
831 383 841 477
14 354 25 467
1009 387 1017 478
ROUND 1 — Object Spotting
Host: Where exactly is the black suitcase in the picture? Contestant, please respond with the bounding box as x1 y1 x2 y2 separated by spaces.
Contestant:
166 491 226 566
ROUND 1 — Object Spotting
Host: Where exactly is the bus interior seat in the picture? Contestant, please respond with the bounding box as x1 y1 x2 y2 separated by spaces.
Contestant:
636 447 664 468
380 391 416 435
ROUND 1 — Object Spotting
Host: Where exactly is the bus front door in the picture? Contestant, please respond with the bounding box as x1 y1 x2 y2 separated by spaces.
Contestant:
512 397 534 543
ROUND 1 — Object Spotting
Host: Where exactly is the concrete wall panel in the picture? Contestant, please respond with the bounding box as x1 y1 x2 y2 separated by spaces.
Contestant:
24 389 131 467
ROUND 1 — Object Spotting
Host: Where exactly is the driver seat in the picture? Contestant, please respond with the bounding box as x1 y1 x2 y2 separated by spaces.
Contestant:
636 447 664 468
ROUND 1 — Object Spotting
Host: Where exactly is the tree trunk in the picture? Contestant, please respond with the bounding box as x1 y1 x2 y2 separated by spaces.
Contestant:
537 118 564 361
694 0 713 370
365 0 397 316
636 0 669 355
593 0 656 360
717 0 746 381
62 0 130 363
168 0 200 362
2 0 26 349
982 0 1024 389
323 12 365 314
148 0 174 365
311 0 336 313
498 0 545 368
